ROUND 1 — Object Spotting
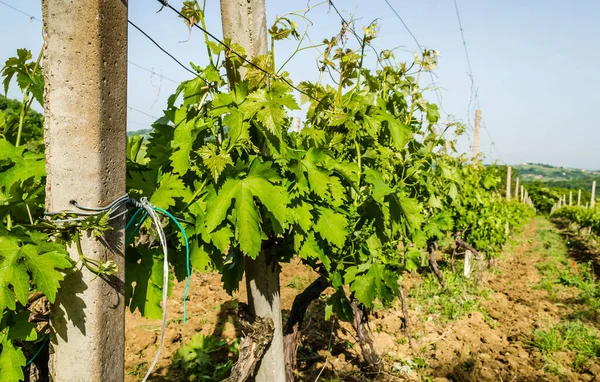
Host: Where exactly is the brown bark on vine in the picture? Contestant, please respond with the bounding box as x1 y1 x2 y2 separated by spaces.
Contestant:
428 241 446 289
283 276 329 381
225 303 275 382
399 284 415 353
451 246 457 273
350 299 381 369
455 238 482 259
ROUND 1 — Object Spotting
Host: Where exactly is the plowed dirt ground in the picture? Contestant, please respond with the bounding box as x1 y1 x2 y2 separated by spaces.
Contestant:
125 218 600 381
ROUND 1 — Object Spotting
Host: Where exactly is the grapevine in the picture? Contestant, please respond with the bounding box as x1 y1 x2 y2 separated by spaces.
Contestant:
0 3 539 381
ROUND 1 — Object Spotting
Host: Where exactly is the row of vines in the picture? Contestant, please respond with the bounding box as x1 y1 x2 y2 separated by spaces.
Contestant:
552 206 600 236
0 4 534 381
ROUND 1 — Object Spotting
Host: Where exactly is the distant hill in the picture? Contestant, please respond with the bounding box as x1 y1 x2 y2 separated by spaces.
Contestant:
127 128 152 138
514 163 600 191
515 163 599 182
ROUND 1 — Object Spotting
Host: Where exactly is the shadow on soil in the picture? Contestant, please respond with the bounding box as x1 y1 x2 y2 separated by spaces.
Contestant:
552 217 600 277
144 298 372 381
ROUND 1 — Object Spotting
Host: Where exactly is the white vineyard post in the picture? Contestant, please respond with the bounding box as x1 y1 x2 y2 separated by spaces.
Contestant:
506 166 512 201
464 250 472 278
472 110 481 159
520 185 524 202
42 0 128 380
569 191 573 206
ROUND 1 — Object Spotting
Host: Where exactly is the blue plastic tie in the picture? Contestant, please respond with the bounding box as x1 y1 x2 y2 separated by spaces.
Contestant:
126 207 143 231
25 335 49 367
126 210 148 246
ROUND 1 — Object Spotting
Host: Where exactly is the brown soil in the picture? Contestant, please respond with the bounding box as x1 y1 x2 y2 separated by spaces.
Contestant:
125 219 600 381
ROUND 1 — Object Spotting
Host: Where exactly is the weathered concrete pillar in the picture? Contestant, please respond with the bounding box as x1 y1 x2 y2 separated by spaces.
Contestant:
521 185 525 203
472 109 481 159
220 1 286 380
505 166 511 201
43 0 128 380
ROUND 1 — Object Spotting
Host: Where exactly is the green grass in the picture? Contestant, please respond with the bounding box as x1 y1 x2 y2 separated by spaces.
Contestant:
126 361 149 381
284 275 306 291
530 320 600 369
528 219 600 373
172 334 238 381
533 221 600 310
411 267 491 323
556 262 600 310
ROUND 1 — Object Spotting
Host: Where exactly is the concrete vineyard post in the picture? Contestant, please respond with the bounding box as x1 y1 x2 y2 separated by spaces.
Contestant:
472 109 481 159
293 117 301 133
464 250 472 278
505 166 511 201
219 1 286 380
520 186 524 203
578 189 582 207
515 178 519 201
592 181 596 208
503 167 510 233
42 0 128 380
569 191 572 206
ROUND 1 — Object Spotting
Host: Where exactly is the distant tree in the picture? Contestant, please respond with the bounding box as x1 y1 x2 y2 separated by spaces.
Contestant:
0 94 44 148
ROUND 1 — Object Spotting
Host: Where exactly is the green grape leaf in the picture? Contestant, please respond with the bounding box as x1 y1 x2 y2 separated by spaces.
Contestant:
0 139 23 161
0 232 71 311
234 185 262 258
178 75 209 106
0 336 26 382
189 241 212 272
327 176 346 206
426 103 440 124
365 169 394 203
302 157 330 198
242 86 299 134
198 144 233 180
379 115 412 150
324 303 333 321
150 172 191 209
170 108 201 175
292 202 313 232
221 248 245 294
0 139 45 189
205 161 290 258
314 207 347 248
6 311 37 341
328 289 353 322
395 193 423 231
449 183 458 200
204 178 239 233
211 227 232 254
351 263 398 308
298 232 330 270
125 245 172 319
404 248 422 272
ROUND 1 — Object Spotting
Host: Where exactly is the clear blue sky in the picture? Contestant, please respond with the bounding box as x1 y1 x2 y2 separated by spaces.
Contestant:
1 0 598 169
